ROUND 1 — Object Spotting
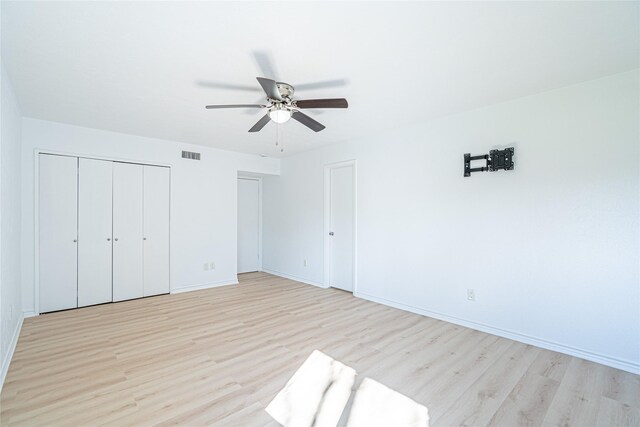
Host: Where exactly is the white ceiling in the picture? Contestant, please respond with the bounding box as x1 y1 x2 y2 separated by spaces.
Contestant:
2 1 638 157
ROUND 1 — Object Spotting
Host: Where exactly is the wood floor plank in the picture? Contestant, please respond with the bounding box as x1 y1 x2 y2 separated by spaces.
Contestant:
487 372 560 426
541 358 611 426
433 343 542 426
595 396 640 427
601 366 640 408
1 272 637 426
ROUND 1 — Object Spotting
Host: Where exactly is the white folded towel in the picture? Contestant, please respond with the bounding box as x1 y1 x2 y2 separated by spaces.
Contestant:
265 350 356 427
346 377 429 427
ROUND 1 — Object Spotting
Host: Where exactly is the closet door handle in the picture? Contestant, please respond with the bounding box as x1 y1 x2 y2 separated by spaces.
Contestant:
114 238 119 241
73 239 77 243
143 237 147 241
107 238 111 241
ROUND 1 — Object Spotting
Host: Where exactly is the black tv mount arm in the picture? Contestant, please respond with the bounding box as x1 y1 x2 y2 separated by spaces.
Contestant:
464 147 514 177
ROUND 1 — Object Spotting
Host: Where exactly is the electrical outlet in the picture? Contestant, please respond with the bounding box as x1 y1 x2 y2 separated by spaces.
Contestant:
467 289 476 301
203 263 209 271
210 262 215 270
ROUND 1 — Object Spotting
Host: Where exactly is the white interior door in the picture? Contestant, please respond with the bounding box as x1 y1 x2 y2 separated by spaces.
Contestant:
143 165 170 296
329 165 355 292
237 178 260 273
39 154 78 312
78 158 113 307
113 162 144 301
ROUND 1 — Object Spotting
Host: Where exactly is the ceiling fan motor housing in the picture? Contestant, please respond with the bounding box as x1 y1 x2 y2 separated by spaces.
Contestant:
276 82 295 99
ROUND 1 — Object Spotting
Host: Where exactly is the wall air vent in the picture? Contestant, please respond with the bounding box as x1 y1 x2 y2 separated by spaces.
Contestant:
182 150 201 160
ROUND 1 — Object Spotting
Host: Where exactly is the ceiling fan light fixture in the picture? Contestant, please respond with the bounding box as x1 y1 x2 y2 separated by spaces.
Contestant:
269 105 291 124
205 76 347 133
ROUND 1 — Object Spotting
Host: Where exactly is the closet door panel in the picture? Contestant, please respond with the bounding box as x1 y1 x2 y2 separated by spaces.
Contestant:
143 166 170 296
78 158 113 307
113 162 144 301
39 154 78 313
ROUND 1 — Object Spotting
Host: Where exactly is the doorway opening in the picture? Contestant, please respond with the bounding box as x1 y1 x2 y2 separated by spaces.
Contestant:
324 160 357 292
237 177 262 274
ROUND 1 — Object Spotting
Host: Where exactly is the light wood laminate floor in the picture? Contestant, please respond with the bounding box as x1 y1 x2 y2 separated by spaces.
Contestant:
1 272 638 426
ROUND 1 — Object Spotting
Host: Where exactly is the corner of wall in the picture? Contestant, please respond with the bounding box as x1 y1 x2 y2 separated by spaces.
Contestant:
0 312 23 393
1 61 25 394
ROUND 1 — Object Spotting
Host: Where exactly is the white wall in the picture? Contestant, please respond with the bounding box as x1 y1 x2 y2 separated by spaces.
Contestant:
21 118 279 315
263 70 640 373
1 65 24 388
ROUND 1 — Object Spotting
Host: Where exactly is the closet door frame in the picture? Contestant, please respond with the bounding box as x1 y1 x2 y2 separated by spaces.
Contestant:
33 149 171 315
237 176 263 273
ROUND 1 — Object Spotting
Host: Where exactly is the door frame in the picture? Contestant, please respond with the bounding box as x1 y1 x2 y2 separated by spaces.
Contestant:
323 160 357 292
237 176 263 273
33 149 171 316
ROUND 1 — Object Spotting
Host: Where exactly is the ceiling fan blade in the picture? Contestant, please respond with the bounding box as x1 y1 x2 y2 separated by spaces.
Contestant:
197 81 261 92
295 98 348 109
205 104 266 109
245 98 270 115
248 114 271 132
291 111 326 132
296 79 348 91
252 51 278 80
256 77 283 101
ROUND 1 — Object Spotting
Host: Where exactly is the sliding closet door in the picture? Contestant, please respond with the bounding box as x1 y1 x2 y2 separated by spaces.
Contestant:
143 166 170 296
113 162 144 301
78 158 113 307
39 154 78 313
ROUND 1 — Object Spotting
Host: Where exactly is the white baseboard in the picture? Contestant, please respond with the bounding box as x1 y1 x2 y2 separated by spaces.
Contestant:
23 311 37 318
171 279 238 294
354 290 640 375
1 313 24 393
261 268 328 288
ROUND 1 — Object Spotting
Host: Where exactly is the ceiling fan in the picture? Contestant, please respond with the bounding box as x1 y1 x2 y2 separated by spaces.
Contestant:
205 77 348 133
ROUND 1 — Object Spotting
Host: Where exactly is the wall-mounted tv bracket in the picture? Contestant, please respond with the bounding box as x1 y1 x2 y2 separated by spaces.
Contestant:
464 147 514 177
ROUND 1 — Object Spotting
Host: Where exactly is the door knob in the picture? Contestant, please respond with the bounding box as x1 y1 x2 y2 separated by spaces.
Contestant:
329 232 334 236
73 239 77 243
107 238 111 241
114 238 119 241
143 237 147 241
